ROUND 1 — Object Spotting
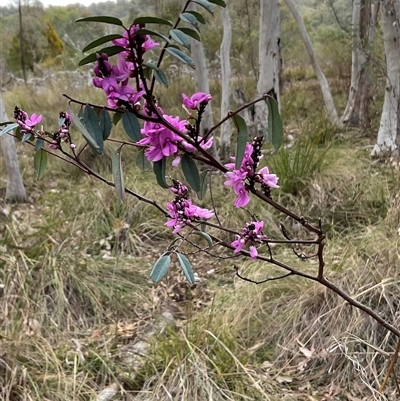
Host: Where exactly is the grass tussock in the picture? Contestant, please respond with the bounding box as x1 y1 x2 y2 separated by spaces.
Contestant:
1 75 400 400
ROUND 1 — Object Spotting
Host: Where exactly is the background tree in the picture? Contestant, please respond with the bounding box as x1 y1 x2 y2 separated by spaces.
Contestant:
218 0 232 160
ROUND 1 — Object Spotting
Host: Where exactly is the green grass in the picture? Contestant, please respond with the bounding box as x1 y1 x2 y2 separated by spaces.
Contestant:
1 74 400 400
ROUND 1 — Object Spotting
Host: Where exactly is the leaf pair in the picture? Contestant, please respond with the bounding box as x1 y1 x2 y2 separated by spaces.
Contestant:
150 252 195 285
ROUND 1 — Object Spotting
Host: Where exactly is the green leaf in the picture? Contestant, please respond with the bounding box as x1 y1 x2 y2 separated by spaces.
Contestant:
177 27 201 41
22 133 33 143
82 34 123 53
166 47 195 68
134 29 171 44
133 16 173 26
193 0 214 15
83 105 104 154
136 148 151 171
78 46 125 66
76 16 123 26
153 158 169 189
113 112 123 126
208 0 226 6
122 112 141 142
35 138 44 151
170 29 191 50
150 253 171 283
177 253 195 285
196 169 209 200
185 10 206 24
193 231 213 248
182 153 200 191
266 97 283 152
233 114 248 169
142 62 168 87
68 106 101 154
34 149 47 180
0 121 15 127
0 123 18 137
233 114 247 169
99 109 112 140
112 146 125 201
180 12 199 28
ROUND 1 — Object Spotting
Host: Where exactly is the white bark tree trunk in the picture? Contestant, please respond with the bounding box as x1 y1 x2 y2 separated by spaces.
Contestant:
254 0 281 138
371 0 400 156
342 0 378 127
219 2 232 161
283 0 342 127
188 4 219 161
0 93 27 202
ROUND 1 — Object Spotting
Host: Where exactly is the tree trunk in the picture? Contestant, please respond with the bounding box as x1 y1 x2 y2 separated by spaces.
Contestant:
219 2 232 161
342 0 377 127
371 0 400 156
188 4 219 161
0 93 27 202
283 0 342 127
18 0 27 82
254 0 281 138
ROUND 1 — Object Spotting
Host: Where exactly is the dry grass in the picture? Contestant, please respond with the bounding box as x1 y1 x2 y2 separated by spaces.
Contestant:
1 76 400 400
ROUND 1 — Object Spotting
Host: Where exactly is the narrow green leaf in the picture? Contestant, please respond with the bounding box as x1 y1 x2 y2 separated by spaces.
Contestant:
177 253 195 285
112 146 125 201
142 62 168 87
22 133 33 143
35 138 44 151
193 231 213 248
0 123 18 137
134 29 171 44
185 10 206 24
166 47 195 68
76 16 123 26
136 148 151 171
208 0 226 6
266 97 283 152
177 27 201 41
208 0 226 8
196 169 209 200
170 29 191 50
83 105 104 154
193 0 214 15
182 153 200 191
122 112 141 142
150 254 171 283
112 112 123 126
15 126 22 140
153 158 169 188
99 109 112 140
180 12 199 28
133 16 173 26
78 46 125 66
34 149 47 180
82 34 123 53
68 106 101 153
233 114 248 169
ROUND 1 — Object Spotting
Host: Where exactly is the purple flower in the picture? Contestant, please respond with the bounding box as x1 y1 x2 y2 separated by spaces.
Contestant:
112 24 159 53
224 138 279 208
258 166 279 188
138 115 187 162
182 92 212 110
165 180 214 233
231 221 266 259
14 107 42 134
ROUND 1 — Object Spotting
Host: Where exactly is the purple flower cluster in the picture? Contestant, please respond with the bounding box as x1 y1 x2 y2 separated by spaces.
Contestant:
231 220 266 259
14 107 42 134
92 24 159 109
224 137 279 208
182 92 212 110
165 180 214 233
50 112 75 150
